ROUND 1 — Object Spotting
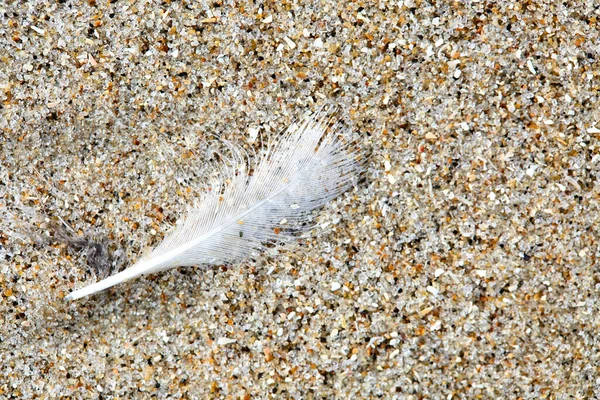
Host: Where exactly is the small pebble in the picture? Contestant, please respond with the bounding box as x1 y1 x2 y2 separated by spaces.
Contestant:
217 337 237 346
283 36 296 49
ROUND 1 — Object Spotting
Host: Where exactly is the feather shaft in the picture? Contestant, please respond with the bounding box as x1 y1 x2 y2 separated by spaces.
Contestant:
65 187 289 300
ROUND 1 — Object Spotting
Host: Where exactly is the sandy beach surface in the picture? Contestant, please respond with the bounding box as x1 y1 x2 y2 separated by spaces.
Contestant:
1 1 600 398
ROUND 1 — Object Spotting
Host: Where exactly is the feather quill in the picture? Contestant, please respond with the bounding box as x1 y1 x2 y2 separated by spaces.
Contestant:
65 110 362 300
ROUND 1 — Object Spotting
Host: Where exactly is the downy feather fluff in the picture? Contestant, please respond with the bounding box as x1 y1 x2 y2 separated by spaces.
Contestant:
66 110 362 300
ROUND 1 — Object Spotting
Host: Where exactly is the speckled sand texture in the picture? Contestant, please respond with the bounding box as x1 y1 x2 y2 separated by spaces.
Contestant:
2 1 600 398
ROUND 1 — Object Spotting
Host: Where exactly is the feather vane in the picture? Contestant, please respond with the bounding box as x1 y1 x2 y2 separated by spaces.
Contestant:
66 110 361 300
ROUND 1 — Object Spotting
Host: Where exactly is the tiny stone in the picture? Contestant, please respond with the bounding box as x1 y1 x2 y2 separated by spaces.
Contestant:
420 306 434 316
248 126 259 143
587 127 600 134
526 165 537 177
283 36 296 49
427 286 440 296
31 25 45 35
474 270 487 278
217 337 236 346
331 282 341 291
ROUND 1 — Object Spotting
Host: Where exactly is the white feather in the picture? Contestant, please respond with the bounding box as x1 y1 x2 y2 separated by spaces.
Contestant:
66 110 362 300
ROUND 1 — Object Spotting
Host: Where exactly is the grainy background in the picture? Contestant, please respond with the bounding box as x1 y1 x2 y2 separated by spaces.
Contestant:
2 0 600 398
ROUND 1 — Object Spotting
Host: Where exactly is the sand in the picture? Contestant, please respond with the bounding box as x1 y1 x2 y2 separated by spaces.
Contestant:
1 1 600 398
